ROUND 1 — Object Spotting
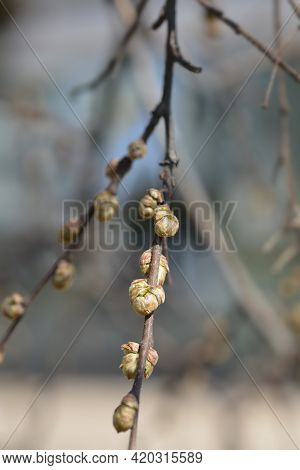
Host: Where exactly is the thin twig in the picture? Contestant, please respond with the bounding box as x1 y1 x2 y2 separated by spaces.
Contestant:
262 23 299 109
152 6 166 30
272 242 299 273
273 0 297 210
197 0 300 84
128 241 162 450
70 0 149 97
0 157 134 352
0 203 93 352
261 62 279 109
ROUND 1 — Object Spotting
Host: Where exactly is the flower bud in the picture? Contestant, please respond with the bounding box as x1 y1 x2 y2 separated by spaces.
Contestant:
139 249 169 285
94 191 119 222
139 188 162 220
120 342 159 379
52 260 75 290
139 195 156 219
128 139 147 160
113 393 138 433
154 204 179 237
105 158 119 180
120 353 139 380
129 279 165 316
1 293 26 320
59 218 81 244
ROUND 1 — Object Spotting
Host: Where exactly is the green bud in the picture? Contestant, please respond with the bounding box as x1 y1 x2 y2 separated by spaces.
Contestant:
119 342 159 380
139 249 169 285
139 189 162 220
113 393 138 433
129 279 165 316
154 204 179 237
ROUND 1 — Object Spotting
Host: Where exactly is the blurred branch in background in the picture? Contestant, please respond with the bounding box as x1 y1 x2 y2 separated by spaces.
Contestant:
262 0 300 278
114 0 136 26
273 0 296 207
70 0 149 98
288 0 300 19
197 0 300 84
180 176 298 359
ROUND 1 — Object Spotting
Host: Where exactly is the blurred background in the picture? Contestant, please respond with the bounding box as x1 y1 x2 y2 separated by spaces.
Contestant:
1 0 300 449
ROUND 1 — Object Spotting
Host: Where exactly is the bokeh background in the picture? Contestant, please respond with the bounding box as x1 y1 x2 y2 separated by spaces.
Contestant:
1 0 300 449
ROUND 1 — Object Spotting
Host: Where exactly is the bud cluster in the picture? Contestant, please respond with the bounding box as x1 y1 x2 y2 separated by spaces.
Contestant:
140 249 169 286
94 190 119 222
113 183 179 435
129 279 165 316
154 204 179 237
120 341 159 380
139 188 162 220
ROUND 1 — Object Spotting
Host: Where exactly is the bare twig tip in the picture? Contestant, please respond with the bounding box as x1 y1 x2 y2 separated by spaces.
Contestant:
152 7 166 29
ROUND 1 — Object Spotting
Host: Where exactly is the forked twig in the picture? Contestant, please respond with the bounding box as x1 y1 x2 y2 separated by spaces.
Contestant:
127 0 201 449
197 0 300 84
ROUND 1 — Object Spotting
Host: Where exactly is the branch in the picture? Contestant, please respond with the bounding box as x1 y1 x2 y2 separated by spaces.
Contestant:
142 4 201 196
128 0 198 449
0 156 134 355
70 0 149 98
151 6 166 30
197 0 300 84
128 241 162 450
